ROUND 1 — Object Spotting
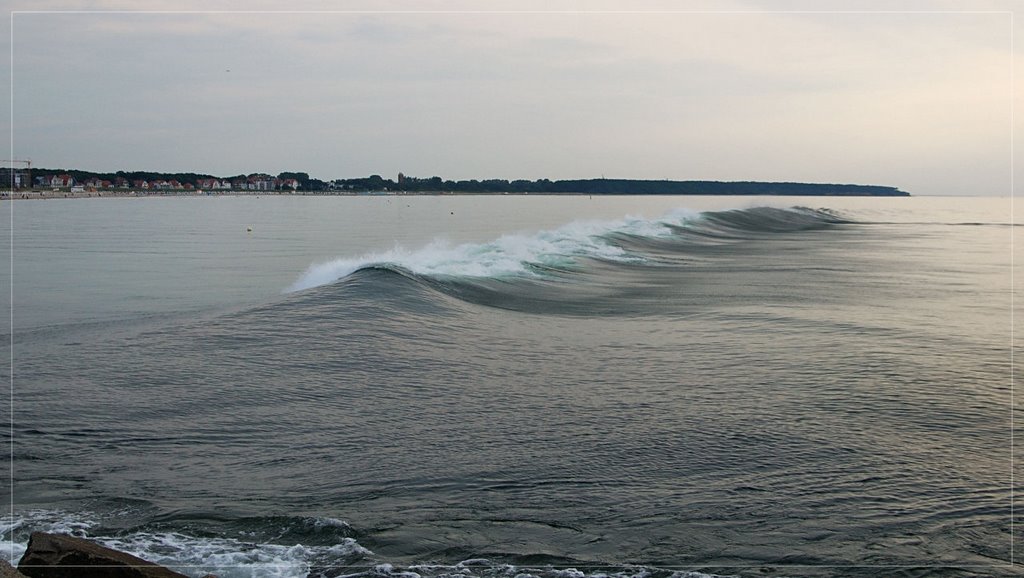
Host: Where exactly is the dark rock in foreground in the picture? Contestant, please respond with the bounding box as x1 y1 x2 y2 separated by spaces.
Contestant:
0 560 29 578
17 532 197 578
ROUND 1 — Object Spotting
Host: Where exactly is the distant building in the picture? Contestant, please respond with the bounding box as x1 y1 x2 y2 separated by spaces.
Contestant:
197 178 231 190
244 174 275 190
50 174 74 188
0 165 29 189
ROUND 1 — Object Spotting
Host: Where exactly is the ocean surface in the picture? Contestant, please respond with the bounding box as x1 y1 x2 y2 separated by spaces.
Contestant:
0 194 1018 577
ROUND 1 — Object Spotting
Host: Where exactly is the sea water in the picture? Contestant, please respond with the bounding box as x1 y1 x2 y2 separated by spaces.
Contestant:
0 195 1017 577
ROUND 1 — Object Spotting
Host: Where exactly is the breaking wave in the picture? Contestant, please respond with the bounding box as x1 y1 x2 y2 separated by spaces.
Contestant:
288 207 850 293
1 510 734 578
1 510 369 578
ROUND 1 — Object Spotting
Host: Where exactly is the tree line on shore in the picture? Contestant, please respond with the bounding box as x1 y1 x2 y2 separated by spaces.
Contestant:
6 168 909 196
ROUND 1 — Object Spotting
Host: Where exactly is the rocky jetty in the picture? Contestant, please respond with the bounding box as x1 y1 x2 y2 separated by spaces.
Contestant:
15 533 215 578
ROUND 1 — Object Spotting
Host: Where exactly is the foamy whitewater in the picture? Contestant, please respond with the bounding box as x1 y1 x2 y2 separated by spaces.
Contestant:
288 209 699 292
2 510 368 578
2 196 1015 578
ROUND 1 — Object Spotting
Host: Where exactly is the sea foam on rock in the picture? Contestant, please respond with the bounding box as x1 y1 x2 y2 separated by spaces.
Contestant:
17 532 215 578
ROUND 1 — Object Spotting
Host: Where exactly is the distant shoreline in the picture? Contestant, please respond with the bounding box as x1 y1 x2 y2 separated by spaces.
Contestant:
0 189 911 200
1 171 911 197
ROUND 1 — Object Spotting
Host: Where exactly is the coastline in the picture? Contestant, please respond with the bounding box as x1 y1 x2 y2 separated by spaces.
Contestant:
0 189 910 199
1 190 360 200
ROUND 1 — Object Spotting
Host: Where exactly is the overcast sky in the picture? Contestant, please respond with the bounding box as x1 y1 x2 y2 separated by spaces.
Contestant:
3 0 1018 195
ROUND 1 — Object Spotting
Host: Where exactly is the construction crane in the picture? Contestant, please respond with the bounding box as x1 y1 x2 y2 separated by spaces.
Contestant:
1 159 31 190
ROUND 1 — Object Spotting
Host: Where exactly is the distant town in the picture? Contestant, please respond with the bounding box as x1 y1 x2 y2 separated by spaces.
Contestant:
0 166 910 197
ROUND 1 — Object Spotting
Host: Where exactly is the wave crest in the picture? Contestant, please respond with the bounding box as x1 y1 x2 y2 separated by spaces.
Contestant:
287 207 848 293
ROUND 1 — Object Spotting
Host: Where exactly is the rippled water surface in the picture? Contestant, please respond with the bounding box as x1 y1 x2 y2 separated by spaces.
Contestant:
0 195 1018 577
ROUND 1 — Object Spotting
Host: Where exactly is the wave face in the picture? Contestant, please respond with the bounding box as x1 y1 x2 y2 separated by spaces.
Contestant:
287 207 850 315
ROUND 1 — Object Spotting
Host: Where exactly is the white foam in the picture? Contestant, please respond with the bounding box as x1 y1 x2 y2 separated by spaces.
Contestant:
373 564 423 578
0 510 371 578
311 516 353 530
287 209 704 293
1 510 737 578
368 561 734 578
0 509 97 563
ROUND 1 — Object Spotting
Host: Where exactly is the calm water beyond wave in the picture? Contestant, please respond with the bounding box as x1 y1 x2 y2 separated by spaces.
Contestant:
0 195 1018 577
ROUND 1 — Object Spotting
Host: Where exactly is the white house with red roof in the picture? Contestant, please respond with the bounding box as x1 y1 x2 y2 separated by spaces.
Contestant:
49 174 74 188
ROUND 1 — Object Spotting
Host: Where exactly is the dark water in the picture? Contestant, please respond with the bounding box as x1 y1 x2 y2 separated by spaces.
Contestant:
1 197 1018 577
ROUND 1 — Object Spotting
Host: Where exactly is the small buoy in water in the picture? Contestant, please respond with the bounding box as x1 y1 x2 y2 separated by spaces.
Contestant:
246 226 253 232
450 211 454 215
